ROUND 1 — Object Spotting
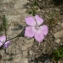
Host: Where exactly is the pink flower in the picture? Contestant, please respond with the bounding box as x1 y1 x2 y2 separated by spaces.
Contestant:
0 36 10 49
24 15 48 42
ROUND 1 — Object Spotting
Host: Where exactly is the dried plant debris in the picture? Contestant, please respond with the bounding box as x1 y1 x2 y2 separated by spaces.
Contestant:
53 0 63 6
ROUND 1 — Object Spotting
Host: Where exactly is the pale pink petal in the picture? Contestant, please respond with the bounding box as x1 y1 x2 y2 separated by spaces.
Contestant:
0 42 3 47
34 32 44 42
40 25 48 35
25 16 36 26
35 15 44 25
3 41 10 49
24 26 35 38
0 36 6 43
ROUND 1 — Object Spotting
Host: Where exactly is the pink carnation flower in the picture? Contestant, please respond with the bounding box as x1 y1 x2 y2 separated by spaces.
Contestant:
0 36 10 49
24 15 48 42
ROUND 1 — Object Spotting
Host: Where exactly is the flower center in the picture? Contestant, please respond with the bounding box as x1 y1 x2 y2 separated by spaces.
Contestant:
35 25 40 30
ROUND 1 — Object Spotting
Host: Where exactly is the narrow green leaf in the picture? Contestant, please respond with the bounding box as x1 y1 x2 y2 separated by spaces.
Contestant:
33 1 38 6
3 15 7 30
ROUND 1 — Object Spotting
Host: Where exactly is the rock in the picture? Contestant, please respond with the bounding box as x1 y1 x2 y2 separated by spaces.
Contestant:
23 51 28 57
54 30 63 39
0 0 30 63
58 59 63 63
6 15 21 23
14 0 28 9
3 55 11 61
13 54 22 63
1 61 11 63
29 50 33 55
55 39 61 43
44 58 51 63
18 37 34 50
55 8 60 11
6 15 24 39
61 23 63 28
58 61 60 63
3 0 11 3
21 58 28 63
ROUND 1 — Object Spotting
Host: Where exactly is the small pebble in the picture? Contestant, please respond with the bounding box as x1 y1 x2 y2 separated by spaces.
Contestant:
44 58 50 63
58 61 60 63
55 39 61 43
54 30 63 39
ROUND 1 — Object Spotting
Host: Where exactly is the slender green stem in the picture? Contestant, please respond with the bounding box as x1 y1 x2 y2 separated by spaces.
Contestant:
4 28 7 54
5 29 7 41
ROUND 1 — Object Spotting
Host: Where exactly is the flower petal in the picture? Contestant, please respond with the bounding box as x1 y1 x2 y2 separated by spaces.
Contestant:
0 42 3 47
24 26 35 38
41 25 48 35
3 41 10 49
25 16 36 26
0 36 6 43
34 32 44 42
35 15 44 25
